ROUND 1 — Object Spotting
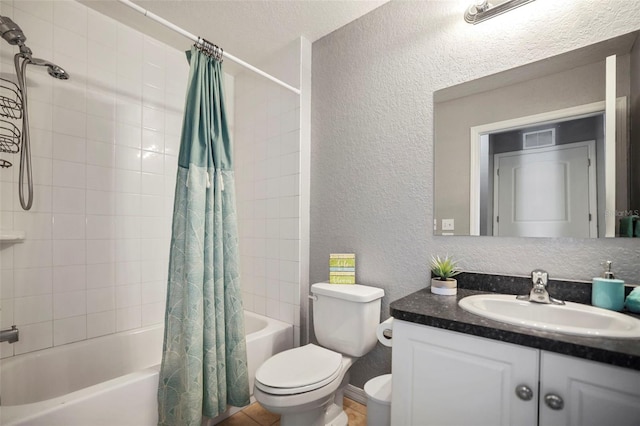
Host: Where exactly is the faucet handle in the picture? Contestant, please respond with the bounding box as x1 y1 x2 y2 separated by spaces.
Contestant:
531 269 548 286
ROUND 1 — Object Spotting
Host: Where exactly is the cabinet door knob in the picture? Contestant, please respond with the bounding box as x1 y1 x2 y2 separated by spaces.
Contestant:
544 393 564 410
515 385 534 401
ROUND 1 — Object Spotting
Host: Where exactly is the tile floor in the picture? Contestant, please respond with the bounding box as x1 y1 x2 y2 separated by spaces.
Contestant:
218 397 367 426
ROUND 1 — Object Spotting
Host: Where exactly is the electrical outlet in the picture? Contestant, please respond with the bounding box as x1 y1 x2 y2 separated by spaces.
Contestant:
442 218 455 231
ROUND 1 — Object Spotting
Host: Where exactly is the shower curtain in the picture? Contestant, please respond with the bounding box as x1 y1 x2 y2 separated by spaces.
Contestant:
157 46 250 426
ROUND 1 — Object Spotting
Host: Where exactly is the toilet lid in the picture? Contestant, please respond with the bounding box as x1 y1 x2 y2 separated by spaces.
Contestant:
255 344 342 394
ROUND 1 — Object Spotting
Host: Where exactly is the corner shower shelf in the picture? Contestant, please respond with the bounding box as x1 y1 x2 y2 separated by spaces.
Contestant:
0 230 25 243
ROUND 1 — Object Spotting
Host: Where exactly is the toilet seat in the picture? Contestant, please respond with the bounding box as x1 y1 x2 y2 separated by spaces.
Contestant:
255 344 343 395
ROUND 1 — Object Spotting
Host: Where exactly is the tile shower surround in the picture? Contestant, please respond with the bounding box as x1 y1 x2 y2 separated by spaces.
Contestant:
0 1 304 359
234 41 304 343
0 0 188 358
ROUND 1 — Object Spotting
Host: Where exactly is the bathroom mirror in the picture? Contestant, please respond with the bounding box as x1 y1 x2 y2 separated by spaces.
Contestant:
434 30 640 238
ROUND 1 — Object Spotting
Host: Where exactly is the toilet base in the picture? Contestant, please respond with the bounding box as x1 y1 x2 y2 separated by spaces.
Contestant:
278 402 347 426
325 403 348 426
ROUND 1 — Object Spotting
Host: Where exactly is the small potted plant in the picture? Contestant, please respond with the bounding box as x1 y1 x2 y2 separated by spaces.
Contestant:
430 255 462 295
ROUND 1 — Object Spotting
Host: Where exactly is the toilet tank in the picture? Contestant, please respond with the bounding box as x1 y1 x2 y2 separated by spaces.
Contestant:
311 283 384 357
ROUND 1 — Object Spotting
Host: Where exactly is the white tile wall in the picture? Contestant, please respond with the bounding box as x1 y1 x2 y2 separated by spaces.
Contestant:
235 40 303 337
0 0 191 358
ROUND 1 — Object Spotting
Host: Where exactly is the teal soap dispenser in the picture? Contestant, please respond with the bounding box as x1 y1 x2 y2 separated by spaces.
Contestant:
592 261 625 311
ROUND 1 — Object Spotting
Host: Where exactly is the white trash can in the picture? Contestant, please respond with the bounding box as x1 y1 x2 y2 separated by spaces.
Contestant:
364 374 392 426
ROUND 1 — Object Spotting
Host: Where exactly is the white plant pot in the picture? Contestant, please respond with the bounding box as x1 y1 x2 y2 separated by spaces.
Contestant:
430 278 457 295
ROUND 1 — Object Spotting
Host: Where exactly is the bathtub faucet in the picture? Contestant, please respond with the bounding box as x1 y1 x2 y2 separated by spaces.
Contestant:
0 325 19 343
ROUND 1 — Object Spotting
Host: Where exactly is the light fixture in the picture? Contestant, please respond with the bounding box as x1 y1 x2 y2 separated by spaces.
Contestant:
464 0 535 24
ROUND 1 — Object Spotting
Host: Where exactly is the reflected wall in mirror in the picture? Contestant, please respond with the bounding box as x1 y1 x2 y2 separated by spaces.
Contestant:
434 31 640 238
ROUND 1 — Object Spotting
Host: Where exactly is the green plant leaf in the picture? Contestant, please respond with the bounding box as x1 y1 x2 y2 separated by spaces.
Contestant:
430 255 462 280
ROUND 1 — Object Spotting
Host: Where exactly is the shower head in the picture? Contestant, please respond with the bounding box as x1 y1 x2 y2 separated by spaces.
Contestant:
28 57 70 80
46 65 69 80
0 15 26 46
0 16 70 80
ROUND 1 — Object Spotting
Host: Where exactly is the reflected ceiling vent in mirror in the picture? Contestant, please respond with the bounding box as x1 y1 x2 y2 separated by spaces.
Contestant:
464 0 535 24
523 128 555 150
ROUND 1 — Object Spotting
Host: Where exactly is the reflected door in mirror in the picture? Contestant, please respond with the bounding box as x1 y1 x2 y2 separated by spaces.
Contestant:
494 141 596 237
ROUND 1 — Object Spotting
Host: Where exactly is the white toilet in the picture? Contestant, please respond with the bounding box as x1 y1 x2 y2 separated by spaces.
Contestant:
254 282 384 426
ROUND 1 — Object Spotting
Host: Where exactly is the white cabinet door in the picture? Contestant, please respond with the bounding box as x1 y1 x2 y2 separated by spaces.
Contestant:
540 351 640 426
391 320 539 426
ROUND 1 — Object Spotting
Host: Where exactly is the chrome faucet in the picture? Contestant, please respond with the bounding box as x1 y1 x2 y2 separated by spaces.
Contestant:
0 325 19 343
517 270 565 305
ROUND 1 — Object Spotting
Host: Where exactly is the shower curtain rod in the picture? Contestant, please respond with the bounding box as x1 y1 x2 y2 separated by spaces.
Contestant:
117 0 301 95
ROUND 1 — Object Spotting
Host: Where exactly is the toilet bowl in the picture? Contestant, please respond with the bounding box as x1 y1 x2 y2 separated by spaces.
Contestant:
254 283 384 426
254 345 354 426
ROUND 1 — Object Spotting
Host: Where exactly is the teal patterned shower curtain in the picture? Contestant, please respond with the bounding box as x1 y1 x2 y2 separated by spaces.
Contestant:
157 46 250 426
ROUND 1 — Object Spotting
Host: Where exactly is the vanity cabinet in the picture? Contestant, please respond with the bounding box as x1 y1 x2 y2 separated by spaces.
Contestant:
540 352 640 426
391 320 640 426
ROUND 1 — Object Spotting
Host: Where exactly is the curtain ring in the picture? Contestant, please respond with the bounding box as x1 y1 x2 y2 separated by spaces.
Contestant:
194 37 223 62
216 45 224 62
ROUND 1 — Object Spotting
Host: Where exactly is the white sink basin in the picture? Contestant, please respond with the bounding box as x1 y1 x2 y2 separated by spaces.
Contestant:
458 294 640 339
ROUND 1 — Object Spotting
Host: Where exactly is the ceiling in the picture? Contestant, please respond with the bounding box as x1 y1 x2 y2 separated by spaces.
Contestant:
82 0 389 76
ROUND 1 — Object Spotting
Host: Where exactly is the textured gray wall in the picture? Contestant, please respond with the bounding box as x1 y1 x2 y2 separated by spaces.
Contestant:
310 1 640 389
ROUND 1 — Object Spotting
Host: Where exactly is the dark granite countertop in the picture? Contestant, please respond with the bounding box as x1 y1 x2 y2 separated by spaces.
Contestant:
390 284 640 371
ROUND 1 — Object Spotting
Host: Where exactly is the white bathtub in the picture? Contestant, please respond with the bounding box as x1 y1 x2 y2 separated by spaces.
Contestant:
0 311 293 426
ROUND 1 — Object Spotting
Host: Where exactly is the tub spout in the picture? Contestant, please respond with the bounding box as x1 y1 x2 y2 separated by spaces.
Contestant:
0 325 19 343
